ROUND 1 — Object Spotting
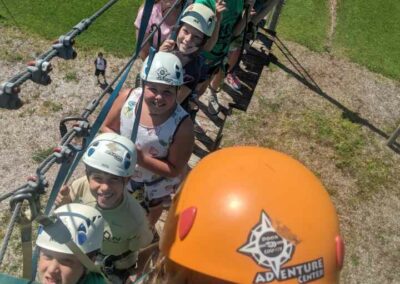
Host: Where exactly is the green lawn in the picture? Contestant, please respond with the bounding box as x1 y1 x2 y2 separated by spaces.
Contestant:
334 0 400 80
1 0 399 79
278 0 400 80
0 0 141 57
277 0 330 52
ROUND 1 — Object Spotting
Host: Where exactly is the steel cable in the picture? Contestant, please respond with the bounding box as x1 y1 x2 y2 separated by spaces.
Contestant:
0 203 22 266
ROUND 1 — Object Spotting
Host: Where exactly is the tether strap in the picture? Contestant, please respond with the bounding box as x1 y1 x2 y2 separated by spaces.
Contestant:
169 0 193 41
131 47 156 143
36 215 110 283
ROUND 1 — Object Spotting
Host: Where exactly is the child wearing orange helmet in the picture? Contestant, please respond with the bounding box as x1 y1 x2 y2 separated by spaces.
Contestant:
140 146 345 283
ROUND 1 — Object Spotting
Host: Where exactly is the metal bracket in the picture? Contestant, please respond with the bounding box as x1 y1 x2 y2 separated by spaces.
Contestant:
27 59 52 85
53 35 77 60
0 82 22 109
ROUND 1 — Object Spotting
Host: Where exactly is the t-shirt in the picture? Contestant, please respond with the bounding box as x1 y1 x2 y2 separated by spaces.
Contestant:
173 51 206 91
195 0 216 11
201 0 244 65
134 3 173 47
120 89 189 200
69 176 153 256
95 58 106 71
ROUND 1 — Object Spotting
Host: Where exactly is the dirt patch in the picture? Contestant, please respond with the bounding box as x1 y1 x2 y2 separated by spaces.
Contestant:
326 0 337 51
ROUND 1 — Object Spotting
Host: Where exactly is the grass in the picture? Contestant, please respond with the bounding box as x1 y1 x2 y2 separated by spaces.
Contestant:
1 0 399 79
0 0 142 57
277 0 330 52
31 147 54 163
64 71 79 82
334 0 400 80
223 94 396 200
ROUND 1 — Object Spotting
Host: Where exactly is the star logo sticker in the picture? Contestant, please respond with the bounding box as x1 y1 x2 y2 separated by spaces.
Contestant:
238 211 295 278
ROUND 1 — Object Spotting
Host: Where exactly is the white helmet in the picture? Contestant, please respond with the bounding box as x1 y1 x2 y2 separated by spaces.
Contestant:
82 133 136 177
36 203 104 254
181 3 216 37
140 51 184 86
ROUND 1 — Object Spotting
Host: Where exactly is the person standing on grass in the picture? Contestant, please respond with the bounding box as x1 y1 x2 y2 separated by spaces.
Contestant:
94 52 107 85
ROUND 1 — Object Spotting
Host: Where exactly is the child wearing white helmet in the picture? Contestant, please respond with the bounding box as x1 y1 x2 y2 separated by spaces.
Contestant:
36 203 106 284
55 133 153 283
159 3 217 106
102 51 194 230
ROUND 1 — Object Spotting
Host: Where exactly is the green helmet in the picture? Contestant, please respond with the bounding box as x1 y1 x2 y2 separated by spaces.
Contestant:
180 3 216 37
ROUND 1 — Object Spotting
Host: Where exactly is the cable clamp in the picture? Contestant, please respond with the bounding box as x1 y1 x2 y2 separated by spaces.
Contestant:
0 82 22 109
53 36 77 60
27 59 52 85
53 145 74 164
73 18 91 32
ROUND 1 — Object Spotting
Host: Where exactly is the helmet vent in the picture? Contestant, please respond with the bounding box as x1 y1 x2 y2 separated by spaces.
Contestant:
178 206 197 240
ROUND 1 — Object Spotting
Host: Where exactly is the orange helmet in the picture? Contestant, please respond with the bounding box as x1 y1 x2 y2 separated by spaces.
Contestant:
160 146 344 283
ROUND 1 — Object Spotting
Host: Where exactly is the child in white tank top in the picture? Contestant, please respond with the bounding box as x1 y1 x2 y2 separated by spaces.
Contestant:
102 52 194 227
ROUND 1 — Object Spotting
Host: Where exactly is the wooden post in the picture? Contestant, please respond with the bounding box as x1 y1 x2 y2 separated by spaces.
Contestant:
267 0 285 32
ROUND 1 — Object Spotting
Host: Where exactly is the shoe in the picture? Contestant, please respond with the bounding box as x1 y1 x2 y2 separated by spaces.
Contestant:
135 73 141 88
207 89 220 115
224 72 241 91
193 118 205 134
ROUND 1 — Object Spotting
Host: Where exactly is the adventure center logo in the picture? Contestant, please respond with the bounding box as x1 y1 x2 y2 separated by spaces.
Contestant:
238 211 324 283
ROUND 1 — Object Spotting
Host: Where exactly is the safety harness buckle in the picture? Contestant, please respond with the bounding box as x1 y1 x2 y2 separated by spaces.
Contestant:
10 184 43 222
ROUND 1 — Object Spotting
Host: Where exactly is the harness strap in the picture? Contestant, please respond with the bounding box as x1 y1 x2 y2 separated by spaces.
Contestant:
36 214 111 283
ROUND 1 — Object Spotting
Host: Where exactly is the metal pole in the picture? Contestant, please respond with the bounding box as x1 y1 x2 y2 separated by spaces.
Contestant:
387 124 400 146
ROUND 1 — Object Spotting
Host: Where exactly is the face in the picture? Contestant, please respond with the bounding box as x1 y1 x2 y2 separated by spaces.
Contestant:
38 249 85 284
87 170 126 209
144 82 178 115
177 24 204 55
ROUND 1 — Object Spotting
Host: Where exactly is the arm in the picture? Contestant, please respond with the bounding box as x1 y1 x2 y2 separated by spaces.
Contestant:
159 39 176 52
136 117 194 178
233 0 255 37
202 0 226 51
55 185 72 207
101 88 131 133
